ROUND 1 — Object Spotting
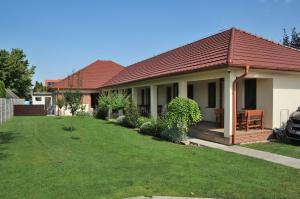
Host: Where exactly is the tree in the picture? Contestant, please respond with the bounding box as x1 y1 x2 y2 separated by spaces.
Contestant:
0 80 5 98
0 48 35 99
98 91 130 119
64 90 82 116
33 81 47 92
56 97 65 116
282 27 300 49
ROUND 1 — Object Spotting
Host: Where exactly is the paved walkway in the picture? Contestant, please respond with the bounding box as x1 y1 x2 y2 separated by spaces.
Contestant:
187 138 300 169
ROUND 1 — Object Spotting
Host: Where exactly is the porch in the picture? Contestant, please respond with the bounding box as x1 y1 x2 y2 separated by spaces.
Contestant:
114 68 275 144
189 121 273 145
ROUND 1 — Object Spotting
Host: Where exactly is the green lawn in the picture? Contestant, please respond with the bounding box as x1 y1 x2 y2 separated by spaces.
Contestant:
0 117 300 199
244 141 300 159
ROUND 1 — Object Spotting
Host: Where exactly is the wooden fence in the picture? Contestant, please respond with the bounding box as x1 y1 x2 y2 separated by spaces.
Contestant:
14 105 47 116
0 98 14 124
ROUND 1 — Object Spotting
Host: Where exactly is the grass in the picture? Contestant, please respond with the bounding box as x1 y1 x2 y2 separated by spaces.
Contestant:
244 140 300 159
0 116 299 199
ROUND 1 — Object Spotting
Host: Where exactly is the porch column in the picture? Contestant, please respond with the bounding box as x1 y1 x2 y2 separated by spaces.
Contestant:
131 87 138 105
178 80 187 98
150 85 158 119
224 72 234 139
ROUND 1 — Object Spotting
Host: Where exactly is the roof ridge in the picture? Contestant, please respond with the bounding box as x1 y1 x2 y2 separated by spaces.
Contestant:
234 28 300 53
227 27 235 64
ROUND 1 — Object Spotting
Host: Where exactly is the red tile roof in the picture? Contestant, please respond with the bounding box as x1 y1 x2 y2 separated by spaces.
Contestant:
51 60 124 89
103 28 300 87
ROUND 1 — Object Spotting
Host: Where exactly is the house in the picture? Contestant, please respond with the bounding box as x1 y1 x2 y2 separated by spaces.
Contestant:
101 28 300 145
44 79 61 88
49 60 124 115
32 92 54 114
6 89 20 99
6 89 25 105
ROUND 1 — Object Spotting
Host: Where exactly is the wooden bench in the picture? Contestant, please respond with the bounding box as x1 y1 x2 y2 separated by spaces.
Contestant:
237 109 264 131
214 108 224 128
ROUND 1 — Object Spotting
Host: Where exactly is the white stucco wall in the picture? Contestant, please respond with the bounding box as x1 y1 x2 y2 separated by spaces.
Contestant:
236 78 273 129
257 79 273 128
32 95 52 106
193 79 220 122
273 76 300 128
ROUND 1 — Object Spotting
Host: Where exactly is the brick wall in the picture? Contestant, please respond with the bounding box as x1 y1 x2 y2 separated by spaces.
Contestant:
236 130 274 144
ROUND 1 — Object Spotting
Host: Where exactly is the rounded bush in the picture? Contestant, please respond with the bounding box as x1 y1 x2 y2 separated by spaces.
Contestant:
93 108 107 119
116 115 126 125
137 117 151 128
161 127 186 143
166 97 202 132
139 121 156 135
123 101 140 128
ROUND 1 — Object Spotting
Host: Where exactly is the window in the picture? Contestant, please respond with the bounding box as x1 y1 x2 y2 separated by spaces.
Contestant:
91 93 99 109
173 83 178 98
166 87 172 103
208 82 216 108
188 84 194 99
35 97 42 101
145 88 150 105
126 88 132 95
245 79 257 110
141 89 145 105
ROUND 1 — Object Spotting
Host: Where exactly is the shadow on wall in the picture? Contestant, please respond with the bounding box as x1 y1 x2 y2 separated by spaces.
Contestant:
0 131 20 161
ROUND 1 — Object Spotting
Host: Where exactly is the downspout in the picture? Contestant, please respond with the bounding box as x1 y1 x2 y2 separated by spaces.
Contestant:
232 65 250 144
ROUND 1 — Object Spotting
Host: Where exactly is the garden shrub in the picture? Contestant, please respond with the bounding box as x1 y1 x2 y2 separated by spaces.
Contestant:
161 127 186 143
76 111 91 117
123 101 140 128
163 97 202 142
98 91 129 119
166 97 202 130
93 108 107 119
98 93 111 111
116 115 126 125
139 121 156 135
137 116 152 128
156 114 168 135
0 80 5 98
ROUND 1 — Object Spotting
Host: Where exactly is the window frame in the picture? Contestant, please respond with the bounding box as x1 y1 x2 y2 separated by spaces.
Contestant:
208 82 216 108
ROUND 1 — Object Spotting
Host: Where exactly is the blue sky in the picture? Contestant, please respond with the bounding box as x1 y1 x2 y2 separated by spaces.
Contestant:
0 0 299 83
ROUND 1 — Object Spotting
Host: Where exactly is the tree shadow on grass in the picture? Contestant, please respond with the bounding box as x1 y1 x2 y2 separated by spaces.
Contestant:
71 136 80 140
0 131 20 161
273 139 300 146
0 131 19 145
62 125 76 132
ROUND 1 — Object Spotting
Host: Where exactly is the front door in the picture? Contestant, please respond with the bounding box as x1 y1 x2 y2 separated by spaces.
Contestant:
45 97 52 114
245 79 257 110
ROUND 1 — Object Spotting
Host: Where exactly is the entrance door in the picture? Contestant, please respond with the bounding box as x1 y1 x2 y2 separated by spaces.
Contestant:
45 97 52 114
245 79 257 110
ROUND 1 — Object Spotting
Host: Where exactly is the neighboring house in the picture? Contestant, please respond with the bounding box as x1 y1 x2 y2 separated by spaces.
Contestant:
32 92 54 114
102 28 300 144
49 60 124 115
6 89 20 99
44 79 61 88
6 89 25 104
